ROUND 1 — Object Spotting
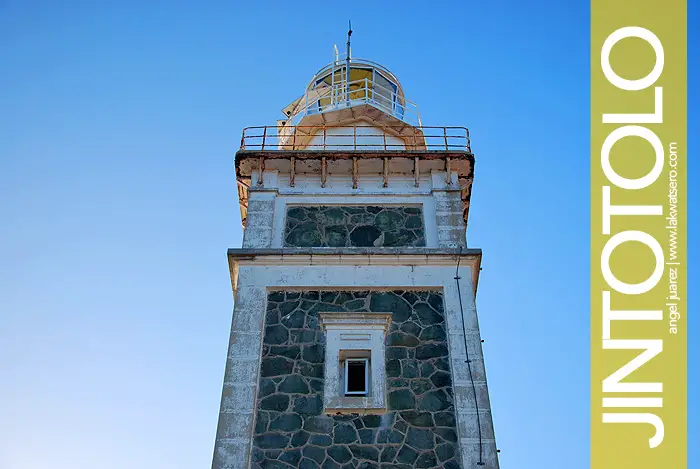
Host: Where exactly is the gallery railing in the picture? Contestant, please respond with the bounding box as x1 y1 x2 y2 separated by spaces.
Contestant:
282 77 422 128
239 125 471 152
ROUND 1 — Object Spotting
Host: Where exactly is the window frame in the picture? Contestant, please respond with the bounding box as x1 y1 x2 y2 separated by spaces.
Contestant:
344 358 369 396
318 312 392 414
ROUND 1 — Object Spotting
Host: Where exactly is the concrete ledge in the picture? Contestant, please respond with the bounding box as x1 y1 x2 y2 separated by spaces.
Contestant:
227 247 482 258
236 149 474 161
227 247 483 297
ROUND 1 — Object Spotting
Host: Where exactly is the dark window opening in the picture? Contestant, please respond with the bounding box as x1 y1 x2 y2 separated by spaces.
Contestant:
345 359 368 396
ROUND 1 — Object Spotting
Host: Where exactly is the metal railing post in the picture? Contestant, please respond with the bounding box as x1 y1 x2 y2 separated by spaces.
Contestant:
323 127 327 151
262 127 267 151
443 127 448 151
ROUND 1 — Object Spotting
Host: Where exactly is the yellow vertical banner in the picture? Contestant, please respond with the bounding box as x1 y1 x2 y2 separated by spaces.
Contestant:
591 1 687 468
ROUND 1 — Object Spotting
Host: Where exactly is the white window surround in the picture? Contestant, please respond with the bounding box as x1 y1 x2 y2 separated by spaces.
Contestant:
318 312 392 414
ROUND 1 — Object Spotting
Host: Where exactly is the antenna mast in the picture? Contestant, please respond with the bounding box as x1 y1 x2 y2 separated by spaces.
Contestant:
345 20 352 104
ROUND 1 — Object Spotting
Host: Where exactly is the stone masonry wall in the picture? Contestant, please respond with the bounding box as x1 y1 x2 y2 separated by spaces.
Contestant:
252 290 461 469
284 206 426 248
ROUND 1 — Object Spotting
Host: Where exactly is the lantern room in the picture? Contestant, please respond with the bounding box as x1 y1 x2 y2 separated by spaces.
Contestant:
275 58 424 151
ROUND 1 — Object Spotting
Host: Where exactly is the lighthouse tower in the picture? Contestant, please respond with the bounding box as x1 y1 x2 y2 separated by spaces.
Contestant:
212 39 500 469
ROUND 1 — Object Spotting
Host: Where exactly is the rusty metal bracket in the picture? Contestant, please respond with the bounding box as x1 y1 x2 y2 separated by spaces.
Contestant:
290 156 295 187
257 157 264 186
445 157 452 185
352 157 358 189
383 157 389 188
414 156 420 188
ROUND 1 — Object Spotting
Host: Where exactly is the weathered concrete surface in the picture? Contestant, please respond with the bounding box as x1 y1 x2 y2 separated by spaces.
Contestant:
211 264 499 469
214 161 496 469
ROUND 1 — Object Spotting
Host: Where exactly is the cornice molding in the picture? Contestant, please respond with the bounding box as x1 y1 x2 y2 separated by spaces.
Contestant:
227 248 482 295
318 312 393 333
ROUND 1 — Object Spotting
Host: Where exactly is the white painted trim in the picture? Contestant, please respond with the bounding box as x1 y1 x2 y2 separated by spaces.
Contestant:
319 312 392 413
229 253 482 296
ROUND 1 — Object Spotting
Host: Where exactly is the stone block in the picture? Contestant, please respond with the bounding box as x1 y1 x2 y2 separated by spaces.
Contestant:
455 410 496 439
459 439 500 469
212 439 250 469
227 332 262 359
453 382 492 411
224 358 259 385
220 384 256 412
215 412 254 439
242 227 272 248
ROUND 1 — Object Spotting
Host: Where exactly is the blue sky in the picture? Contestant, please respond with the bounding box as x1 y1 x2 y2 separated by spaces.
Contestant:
0 2 695 469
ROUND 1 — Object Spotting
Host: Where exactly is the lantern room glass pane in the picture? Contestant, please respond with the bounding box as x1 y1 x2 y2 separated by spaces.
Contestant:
308 65 404 119
372 71 396 111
